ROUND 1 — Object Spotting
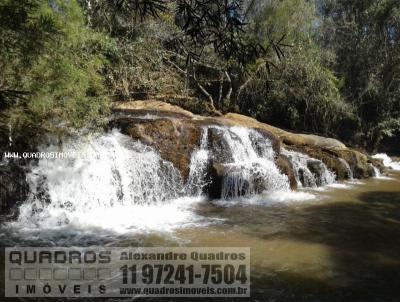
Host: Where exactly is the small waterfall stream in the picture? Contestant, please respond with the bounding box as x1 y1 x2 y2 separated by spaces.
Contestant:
282 149 336 188
14 130 204 234
370 164 381 178
208 126 290 199
27 129 184 208
7 125 345 235
339 158 354 180
373 154 400 171
186 128 210 196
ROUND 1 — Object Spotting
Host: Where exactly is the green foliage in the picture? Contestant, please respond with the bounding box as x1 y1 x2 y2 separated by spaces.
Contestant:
83 1 185 99
247 0 316 45
238 45 354 136
319 0 400 149
81 0 168 36
174 0 262 65
1 0 398 152
238 0 354 137
103 21 185 99
0 0 110 149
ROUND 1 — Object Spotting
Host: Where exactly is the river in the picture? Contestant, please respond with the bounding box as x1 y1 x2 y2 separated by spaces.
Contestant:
0 129 399 301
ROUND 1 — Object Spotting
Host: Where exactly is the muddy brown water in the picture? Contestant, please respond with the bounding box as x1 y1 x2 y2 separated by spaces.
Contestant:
1 172 400 301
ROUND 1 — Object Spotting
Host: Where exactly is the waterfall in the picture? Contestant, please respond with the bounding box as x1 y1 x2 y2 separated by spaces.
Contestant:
13 129 207 233
14 126 294 232
209 126 290 199
370 164 381 178
27 129 184 208
282 149 336 188
373 154 400 171
186 128 210 196
338 158 354 180
9 125 332 234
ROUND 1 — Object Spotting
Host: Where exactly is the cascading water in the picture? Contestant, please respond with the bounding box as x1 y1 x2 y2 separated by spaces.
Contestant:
28 129 184 207
10 129 207 235
373 154 400 171
338 158 354 180
208 126 290 199
5 125 334 239
186 128 210 196
370 164 381 178
282 149 336 188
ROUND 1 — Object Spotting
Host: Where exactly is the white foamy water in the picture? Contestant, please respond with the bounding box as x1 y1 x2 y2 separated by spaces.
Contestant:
5 126 347 240
282 149 336 187
212 190 317 207
11 196 206 235
210 126 290 199
369 163 382 178
322 183 354 190
9 130 208 235
373 153 400 171
186 128 210 196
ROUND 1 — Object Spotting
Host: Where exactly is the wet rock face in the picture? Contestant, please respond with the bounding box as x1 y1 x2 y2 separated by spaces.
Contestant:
0 163 28 214
284 144 377 181
330 149 379 179
112 114 282 187
306 160 327 187
112 117 202 181
208 163 268 199
276 155 297 190
207 127 235 164
285 145 343 180
370 157 387 174
251 129 281 158
110 101 382 198
208 163 226 199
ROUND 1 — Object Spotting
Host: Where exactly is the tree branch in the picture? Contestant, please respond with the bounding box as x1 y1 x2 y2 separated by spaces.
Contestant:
193 70 222 116
218 72 224 107
224 71 232 106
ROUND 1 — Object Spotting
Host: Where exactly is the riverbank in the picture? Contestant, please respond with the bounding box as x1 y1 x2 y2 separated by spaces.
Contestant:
0 100 394 215
1 170 400 301
0 100 400 301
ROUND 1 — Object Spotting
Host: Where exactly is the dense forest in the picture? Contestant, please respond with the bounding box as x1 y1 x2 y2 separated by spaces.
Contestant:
0 0 399 153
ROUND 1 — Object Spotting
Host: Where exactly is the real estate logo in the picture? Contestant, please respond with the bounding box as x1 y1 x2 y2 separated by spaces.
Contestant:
5 247 250 298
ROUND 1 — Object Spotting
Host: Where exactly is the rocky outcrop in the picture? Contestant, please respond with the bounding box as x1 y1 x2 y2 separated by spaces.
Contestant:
285 145 349 180
285 144 387 180
223 113 346 150
276 154 298 190
0 101 391 215
113 100 194 119
208 162 279 199
111 101 282 182
111 100 381 184
329 149 379 178
110 117 203 181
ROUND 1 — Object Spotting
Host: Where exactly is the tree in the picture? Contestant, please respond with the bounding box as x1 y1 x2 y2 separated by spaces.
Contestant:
319 0 400 150
0 0 110 150
82 0 186 101
82 0 285 115
237 0 354 137
167 0 292 114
